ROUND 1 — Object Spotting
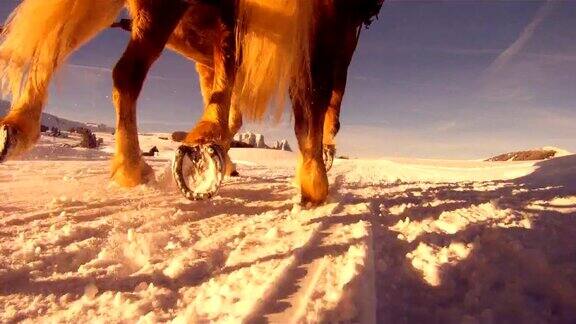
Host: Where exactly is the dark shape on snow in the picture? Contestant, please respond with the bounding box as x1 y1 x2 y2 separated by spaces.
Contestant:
143 146 159 157
171 131 187 142
487 149 564 162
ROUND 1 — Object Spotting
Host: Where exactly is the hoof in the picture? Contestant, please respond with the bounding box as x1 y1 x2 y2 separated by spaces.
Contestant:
323 145 336 172
0 124 17 163
111 158 153 187
230 170 240 177
299 158 329 205
172 144 225 200
300 192 328 206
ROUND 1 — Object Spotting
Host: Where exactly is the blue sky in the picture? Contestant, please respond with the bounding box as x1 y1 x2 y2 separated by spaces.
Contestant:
1 0 575 159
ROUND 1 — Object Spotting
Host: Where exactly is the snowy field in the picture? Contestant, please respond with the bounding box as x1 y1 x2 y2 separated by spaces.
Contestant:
1 133 576 323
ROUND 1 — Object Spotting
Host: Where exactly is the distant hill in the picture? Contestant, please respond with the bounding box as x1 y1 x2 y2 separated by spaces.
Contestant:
487 147 571 162
0 100 114 133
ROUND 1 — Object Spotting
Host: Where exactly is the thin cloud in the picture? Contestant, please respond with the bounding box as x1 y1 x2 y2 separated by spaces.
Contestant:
484 0 559 76
64 63 193 81
352 75 382 82
65 63 112 74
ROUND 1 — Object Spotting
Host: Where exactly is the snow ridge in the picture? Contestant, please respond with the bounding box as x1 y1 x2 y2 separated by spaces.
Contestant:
1 133 576 323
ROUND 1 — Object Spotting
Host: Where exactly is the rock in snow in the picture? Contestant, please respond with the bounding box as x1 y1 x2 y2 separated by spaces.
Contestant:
271 139 292 152
486 146 571 161
233 131 292 151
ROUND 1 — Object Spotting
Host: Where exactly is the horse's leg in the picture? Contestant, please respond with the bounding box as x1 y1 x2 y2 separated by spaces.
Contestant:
196 63 214 107
172 14 234 198
183 15 235 153
323 90 342 149
322 88 342 171
196 62 239 140
294 90 331 204
293 63 334 205
322 25 360 169
0 83 47 161
1 0 124 162
111 1 187 187
195 60 239 176
294 15 361 203
225 101 243 176
228 102 243 141
321 67 347 172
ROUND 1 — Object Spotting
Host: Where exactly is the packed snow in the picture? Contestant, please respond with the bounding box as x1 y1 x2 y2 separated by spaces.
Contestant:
1 133 575 323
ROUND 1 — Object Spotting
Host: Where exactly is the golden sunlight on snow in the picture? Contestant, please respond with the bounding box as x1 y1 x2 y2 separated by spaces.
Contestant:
1 133 576 322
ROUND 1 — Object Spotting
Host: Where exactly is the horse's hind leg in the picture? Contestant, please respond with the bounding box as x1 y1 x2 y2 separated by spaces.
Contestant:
111 0 188 187
323 92 342 149
195 61 240 177
322 90 342 170
322 24 359 169
226 101 243 176
196 63 214 107
183 13 235 152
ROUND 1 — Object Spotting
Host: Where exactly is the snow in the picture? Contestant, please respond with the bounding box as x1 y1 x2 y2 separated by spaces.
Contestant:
1 133 576 323
541 146 572 157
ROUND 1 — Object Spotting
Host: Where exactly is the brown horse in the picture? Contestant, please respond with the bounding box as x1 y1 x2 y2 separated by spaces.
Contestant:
0 0 383 204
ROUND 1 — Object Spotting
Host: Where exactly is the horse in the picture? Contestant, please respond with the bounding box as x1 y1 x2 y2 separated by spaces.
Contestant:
142 146 159 157
109 15 344 173
0 0 383 204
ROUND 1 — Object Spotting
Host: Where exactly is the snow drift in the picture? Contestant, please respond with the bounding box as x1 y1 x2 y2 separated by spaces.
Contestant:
1 133 575 323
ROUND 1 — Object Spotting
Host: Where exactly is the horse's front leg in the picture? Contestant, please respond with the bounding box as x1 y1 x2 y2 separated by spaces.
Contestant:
111 1 188 187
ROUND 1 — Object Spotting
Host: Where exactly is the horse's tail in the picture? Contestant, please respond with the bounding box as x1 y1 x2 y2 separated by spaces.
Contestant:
0 0 125 104
234 0 314 122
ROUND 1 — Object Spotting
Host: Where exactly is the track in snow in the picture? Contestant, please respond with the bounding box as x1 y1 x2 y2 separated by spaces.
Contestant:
1 134 576 323
0 153 375 323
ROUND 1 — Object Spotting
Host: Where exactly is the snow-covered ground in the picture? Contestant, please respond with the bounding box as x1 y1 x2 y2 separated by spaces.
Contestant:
1 133 575 323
